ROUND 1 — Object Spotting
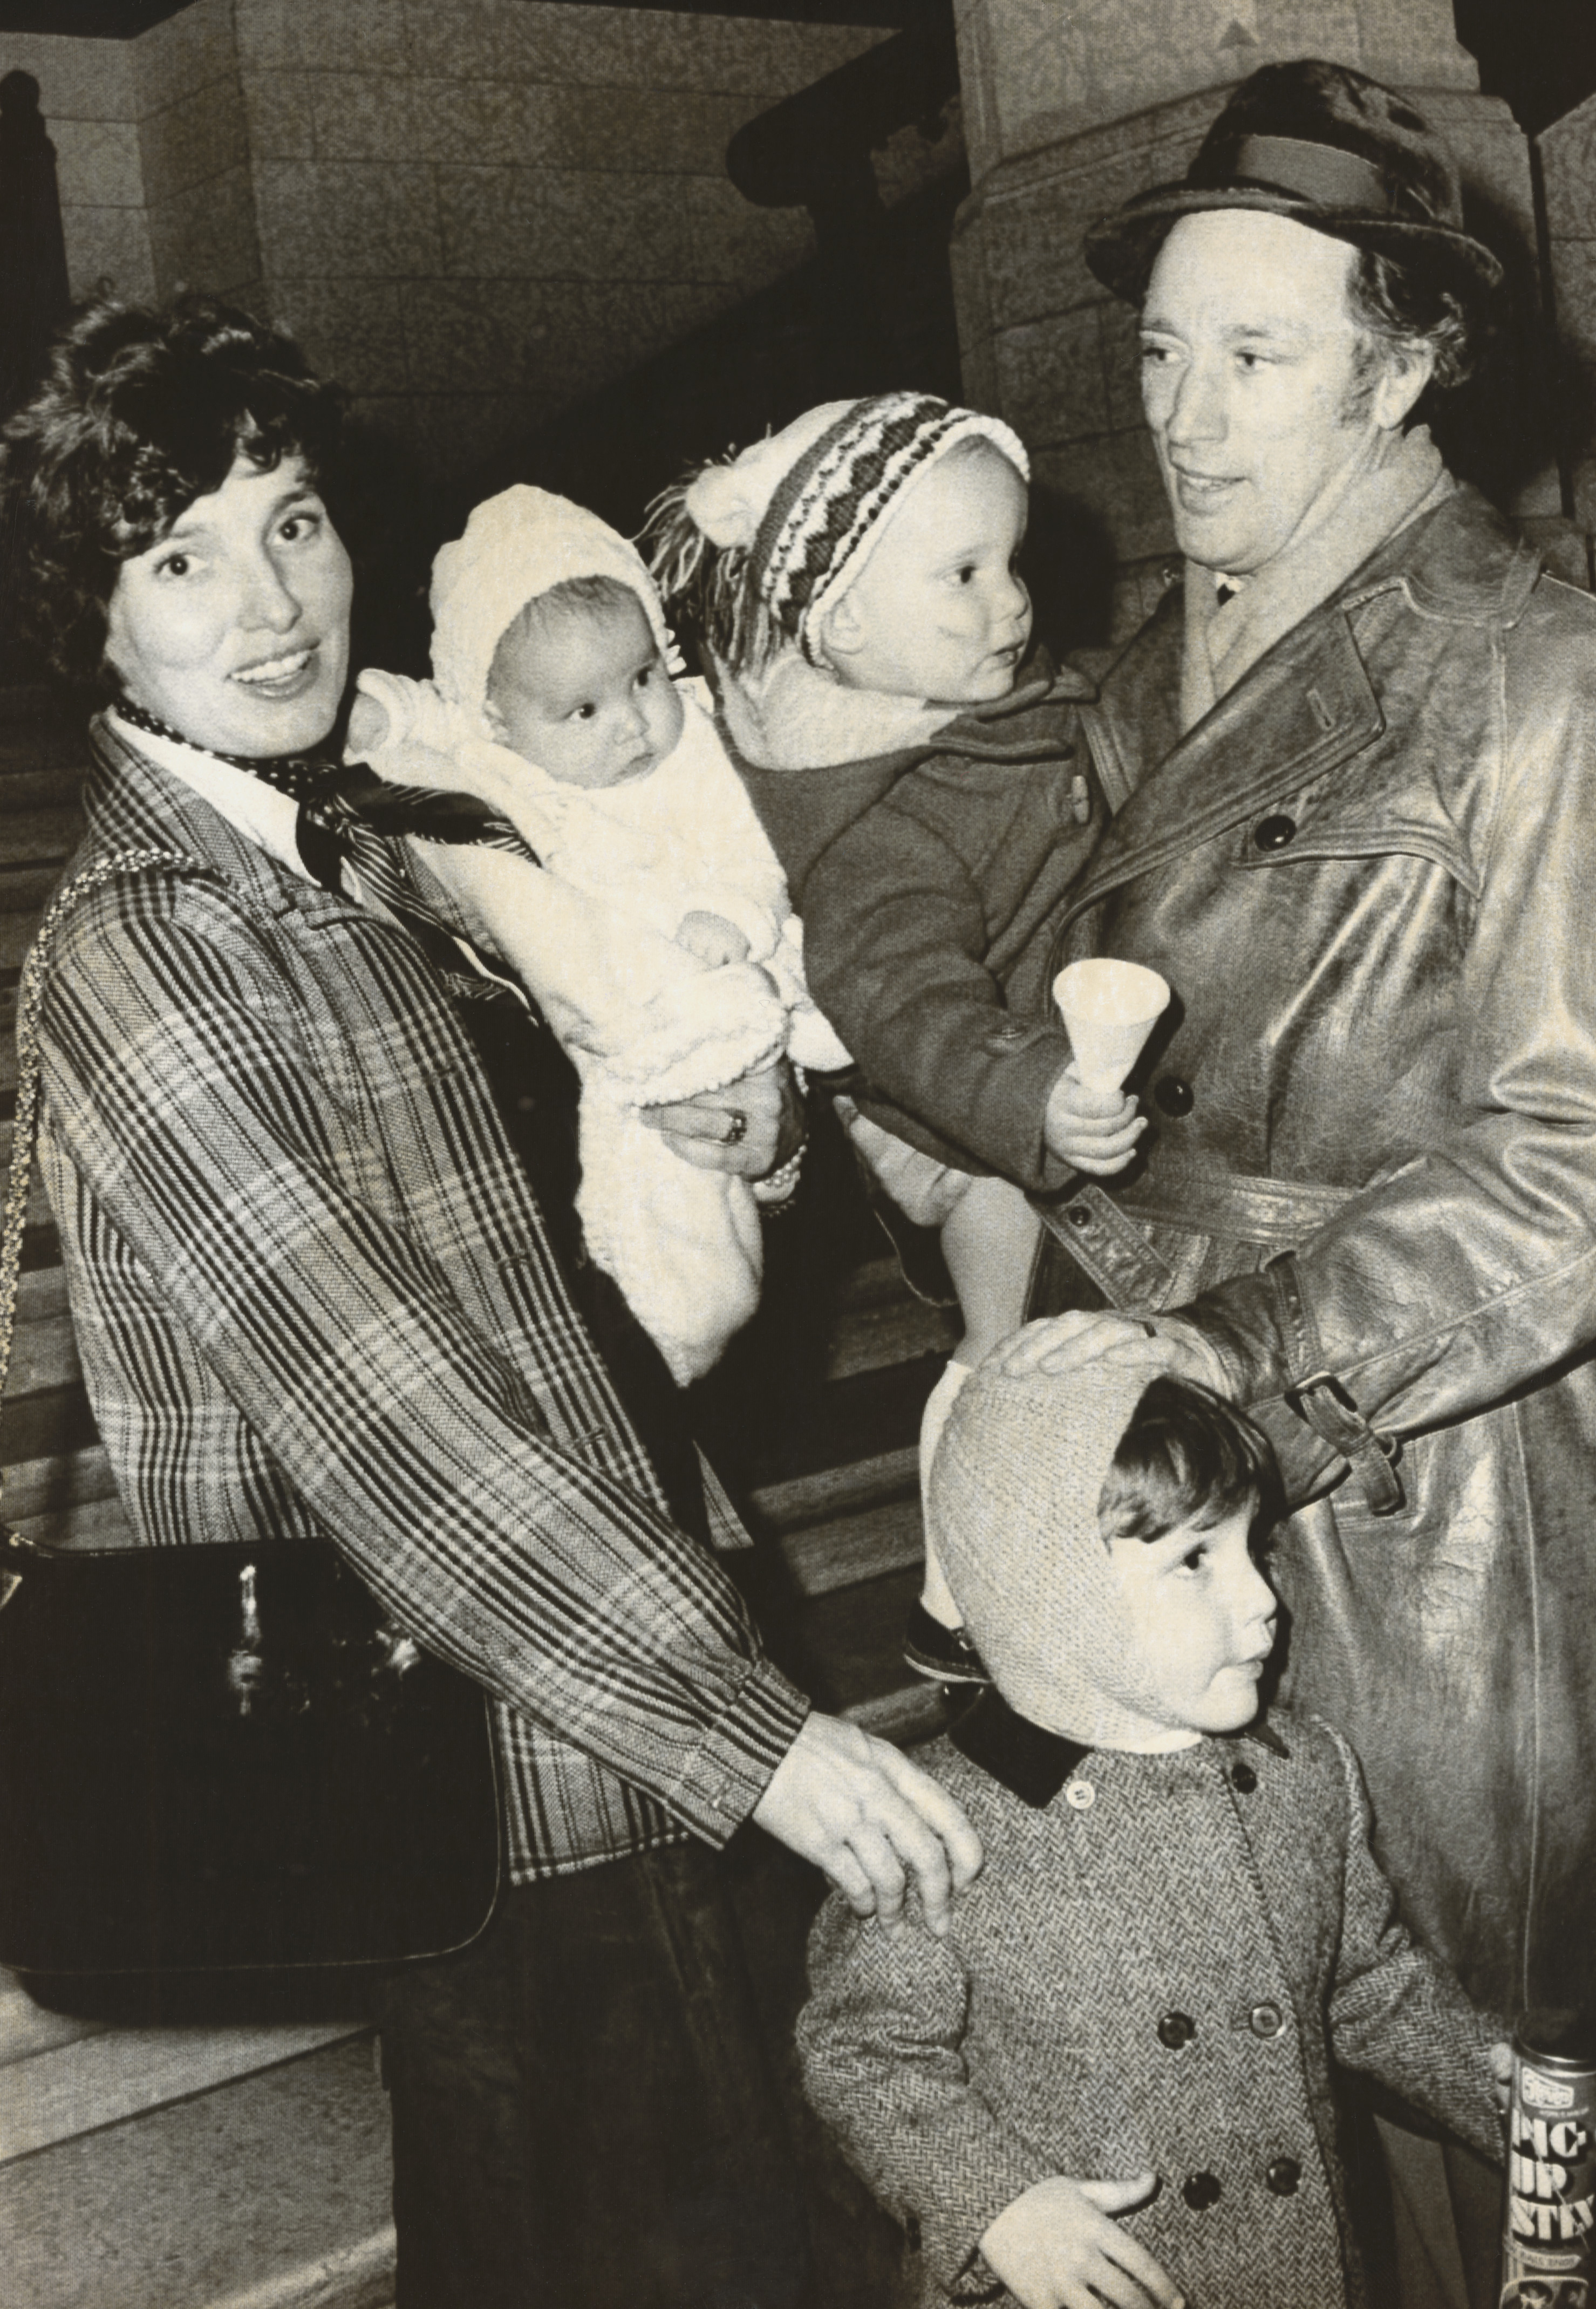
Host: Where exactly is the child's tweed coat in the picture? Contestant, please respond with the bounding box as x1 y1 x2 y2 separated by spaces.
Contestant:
799 1701 1503 2309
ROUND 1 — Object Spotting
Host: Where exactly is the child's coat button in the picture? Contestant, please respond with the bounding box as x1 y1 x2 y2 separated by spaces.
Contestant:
1182 2171 1223 2211
1265 2157 1302 2196
1157 2011 1197 2049
1230 1761 1258 1793
1249 2001 1285 2038
1064 1778 1095 1809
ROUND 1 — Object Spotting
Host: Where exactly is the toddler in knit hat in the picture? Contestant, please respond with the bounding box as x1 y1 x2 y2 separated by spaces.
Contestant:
798 1360 1508 2309
346 483 848 1387
647 395 1141 1677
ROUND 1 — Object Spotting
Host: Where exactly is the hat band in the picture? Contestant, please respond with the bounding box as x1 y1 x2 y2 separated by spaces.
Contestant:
1224 134 1398 215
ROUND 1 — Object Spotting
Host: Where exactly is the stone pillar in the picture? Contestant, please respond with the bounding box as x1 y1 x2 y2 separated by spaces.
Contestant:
1538 94 1596 584
949 0 1556 649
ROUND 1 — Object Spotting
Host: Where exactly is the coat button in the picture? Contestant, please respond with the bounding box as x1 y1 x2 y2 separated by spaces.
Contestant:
1066 1203 1093 1228
1154 1076 1193 1116
1253 813 1297 851
1249 2001 1285 2038
1183 2171 1223 2211
1158 2011 1197 2049
1231 1762 1258 1793
1266 2157 1302 2196
1064 1778 1095 1809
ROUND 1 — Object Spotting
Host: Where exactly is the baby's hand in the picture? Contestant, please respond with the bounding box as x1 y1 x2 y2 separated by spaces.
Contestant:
981 2173 1182 2309
345 690 391 757
1043 1064 1146 1176
677 910 752 969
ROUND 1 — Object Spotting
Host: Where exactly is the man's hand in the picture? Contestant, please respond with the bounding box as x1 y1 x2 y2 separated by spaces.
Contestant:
1491 2040 1513 2114
981 2174 1182 2309
642 1060 804 1179
752 1712 983 1936
1043 1066 1146 1176
989 1308 1230 1393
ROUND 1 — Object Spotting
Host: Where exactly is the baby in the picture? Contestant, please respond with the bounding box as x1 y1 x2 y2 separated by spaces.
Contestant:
347 485 847 1387
647 394 1142 1674
797 1360 1509 2309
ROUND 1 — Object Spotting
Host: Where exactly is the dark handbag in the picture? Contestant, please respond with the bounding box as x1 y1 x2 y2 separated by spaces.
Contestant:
0 847 500 1979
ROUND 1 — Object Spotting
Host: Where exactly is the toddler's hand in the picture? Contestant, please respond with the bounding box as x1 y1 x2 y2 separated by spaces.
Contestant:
981 2173 1182 2309
676 910 752 969
1043 1065 1146 1176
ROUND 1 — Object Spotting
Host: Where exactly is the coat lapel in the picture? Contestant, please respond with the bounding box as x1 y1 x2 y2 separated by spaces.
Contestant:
1060 597 1385 937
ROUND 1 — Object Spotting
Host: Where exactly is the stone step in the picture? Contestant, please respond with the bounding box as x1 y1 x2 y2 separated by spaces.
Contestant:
0 2034 394 2309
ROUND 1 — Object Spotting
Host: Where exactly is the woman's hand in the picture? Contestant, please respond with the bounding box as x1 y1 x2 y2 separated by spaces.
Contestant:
752 1712 983 1936
987 1307 1231 1393
642 1060 804 1179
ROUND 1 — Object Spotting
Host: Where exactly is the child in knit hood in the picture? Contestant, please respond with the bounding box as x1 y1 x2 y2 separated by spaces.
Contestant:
647 393 1142 1676
346 483 847 1388
798 1361 1509 2309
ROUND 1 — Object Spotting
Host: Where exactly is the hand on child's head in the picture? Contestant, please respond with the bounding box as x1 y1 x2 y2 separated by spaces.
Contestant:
1043 1065 1146 1175
820 441 1032 707
981 2174 1182 2309
487 583 683 790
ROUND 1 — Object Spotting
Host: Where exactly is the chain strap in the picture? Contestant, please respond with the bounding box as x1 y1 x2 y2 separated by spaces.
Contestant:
1 848 200 1529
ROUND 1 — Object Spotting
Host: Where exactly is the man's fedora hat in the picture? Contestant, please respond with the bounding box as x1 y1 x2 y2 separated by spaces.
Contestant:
1086 59 1504 308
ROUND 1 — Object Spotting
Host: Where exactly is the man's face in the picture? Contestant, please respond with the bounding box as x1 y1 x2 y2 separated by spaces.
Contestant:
1140 209 1381 576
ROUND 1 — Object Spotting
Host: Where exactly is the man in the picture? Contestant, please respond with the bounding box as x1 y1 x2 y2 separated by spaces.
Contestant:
1007 58 1596 2304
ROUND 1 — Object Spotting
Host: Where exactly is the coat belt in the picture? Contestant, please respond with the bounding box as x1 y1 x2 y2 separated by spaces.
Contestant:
1114 1160 1358 1247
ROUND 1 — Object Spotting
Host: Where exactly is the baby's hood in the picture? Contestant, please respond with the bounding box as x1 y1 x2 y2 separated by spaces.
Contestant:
429 484 672 727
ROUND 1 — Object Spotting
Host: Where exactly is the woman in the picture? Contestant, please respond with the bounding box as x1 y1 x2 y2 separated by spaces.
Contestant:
3 292 978 2308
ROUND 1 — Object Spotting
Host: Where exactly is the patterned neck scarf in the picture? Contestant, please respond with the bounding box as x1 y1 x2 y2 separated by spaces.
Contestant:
111 695 535 992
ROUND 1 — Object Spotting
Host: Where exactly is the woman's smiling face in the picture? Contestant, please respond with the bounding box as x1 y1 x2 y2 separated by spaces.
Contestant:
105 450 352 757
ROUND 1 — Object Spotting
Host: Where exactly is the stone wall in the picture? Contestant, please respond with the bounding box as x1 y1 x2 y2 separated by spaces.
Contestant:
1 0 887 478
0 29 154 304
1539 91 1596 572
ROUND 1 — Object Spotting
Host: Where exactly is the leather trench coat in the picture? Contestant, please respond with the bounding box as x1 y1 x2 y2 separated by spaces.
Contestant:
1032 486 1596 2014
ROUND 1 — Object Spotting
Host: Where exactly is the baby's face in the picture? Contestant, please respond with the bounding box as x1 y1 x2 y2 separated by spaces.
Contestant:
1096 1505 1278 1745
821 444 1032 705
488 592 684 789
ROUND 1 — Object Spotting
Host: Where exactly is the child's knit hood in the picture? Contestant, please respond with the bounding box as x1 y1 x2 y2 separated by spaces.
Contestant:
429 484 673 729
930 1361 1185 1744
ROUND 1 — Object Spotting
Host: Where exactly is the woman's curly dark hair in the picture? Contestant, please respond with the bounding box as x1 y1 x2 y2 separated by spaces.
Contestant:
1 291 346 693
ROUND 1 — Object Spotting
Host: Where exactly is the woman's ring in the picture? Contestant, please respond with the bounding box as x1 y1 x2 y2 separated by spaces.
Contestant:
722 1110 748 1147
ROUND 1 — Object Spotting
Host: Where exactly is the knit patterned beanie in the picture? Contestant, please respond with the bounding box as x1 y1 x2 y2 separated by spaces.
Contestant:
644 392 1029 672
929 1363 1184 1743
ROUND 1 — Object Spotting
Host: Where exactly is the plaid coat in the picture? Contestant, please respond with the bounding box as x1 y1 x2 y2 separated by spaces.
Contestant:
799 1699 1503 2309
34 720 809 1884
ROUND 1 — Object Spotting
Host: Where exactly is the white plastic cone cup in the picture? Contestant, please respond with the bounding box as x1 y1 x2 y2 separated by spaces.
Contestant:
1053 959 1170 1092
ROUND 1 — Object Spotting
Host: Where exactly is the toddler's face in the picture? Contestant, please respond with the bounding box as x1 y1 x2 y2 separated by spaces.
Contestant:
821 444 1032 705
1096 1505 1278 1746
488 592 683 789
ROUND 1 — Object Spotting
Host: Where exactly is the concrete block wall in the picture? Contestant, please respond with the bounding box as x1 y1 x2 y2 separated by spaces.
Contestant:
0 31 154 304
2 0 888 481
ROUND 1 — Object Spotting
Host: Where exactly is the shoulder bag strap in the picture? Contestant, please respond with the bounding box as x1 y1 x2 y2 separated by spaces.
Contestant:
1 848 202 1530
